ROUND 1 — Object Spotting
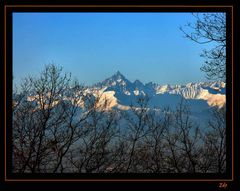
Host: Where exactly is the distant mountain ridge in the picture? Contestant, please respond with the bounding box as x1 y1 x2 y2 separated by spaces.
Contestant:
23 71 226 128
92 71 226 109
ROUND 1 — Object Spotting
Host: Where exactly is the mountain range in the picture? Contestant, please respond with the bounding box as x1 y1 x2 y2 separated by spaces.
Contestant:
91 71 226 112
23 71 226 129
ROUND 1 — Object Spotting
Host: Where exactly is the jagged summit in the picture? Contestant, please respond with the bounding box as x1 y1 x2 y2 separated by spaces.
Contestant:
111 71 127 81
95 71 131 88
115 70 123 76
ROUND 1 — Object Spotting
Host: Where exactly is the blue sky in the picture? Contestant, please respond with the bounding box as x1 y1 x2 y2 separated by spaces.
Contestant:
13 12 213 86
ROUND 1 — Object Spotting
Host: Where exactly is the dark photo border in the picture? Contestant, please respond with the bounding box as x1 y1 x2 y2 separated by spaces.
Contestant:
1 0 239 190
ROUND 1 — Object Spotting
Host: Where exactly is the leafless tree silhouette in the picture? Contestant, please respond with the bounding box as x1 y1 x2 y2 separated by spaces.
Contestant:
180 13 226 81
12 65 226 173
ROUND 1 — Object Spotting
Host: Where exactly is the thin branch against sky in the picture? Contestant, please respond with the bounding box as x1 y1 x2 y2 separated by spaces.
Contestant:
13 12 216 87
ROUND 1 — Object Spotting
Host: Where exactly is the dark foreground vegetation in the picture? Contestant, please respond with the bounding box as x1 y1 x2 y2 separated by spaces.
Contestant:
13 65 226 173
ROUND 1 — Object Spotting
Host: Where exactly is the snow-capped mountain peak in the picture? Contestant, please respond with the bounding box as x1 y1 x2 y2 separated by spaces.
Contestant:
95 71 131 88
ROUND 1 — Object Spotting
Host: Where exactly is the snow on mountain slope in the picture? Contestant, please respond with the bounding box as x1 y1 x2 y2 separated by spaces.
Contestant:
21 71 227 132
27 71 225 111
24 72 226 128
97 91 118 110
156 81 226 107
93 71 225 109
88 72 226 128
